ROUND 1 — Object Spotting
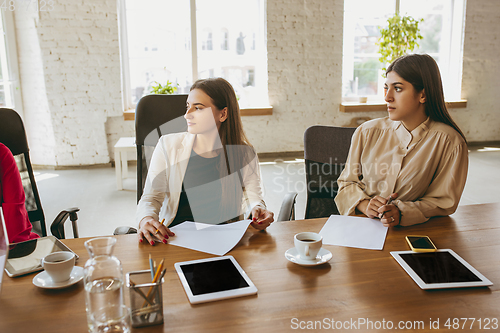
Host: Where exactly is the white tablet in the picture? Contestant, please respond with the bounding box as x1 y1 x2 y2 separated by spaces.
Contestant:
174 255 258 304
5 235 79 277
391 249 493 290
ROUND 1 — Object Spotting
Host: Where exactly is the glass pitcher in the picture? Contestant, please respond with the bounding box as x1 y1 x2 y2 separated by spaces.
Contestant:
84 237 129 333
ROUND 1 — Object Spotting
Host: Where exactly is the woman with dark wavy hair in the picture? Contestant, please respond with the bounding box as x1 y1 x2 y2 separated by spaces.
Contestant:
336 54 468 227
137 78 274 245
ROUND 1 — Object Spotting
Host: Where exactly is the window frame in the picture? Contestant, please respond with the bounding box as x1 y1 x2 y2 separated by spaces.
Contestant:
0 10 23 116
117 0 133 111
118 0 270 112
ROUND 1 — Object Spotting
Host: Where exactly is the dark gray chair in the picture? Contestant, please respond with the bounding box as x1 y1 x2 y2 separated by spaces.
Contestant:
0 108 80 239
277 192 298 221
115 94 188 235
304 125 356 219
135 94 189 202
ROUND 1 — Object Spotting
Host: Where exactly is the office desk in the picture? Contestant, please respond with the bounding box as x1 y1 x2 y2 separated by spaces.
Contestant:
1 203 499 332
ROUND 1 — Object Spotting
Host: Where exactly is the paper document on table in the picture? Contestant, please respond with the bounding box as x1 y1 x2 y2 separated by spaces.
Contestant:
319 215 388 250
168 220 252 256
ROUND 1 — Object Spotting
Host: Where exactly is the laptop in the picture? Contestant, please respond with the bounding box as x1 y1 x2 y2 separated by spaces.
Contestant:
0 208 9 295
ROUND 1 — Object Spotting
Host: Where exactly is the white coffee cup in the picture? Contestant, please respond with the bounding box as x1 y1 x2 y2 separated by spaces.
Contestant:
294 232 322 260
42 251 76 283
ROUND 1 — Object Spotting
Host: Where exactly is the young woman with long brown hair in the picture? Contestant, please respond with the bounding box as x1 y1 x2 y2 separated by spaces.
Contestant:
335 54 468 227
137 78 274 245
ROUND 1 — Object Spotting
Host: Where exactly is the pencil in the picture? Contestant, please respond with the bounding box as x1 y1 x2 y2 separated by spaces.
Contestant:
380 197 394 219
146 268 167 307
154 219 165 235
129 279 154 306
149 253 155 280
143 258 164 307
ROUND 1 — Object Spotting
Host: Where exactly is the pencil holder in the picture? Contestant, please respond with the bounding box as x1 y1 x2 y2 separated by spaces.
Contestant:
126 270 164 328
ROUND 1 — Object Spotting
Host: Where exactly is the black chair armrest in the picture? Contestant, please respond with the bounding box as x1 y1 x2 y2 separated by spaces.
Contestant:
50 207 80 239
277 192 298 221
113 226 138 235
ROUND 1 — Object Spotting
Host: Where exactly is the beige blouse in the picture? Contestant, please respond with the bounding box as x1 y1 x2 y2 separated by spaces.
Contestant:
335 117 468 226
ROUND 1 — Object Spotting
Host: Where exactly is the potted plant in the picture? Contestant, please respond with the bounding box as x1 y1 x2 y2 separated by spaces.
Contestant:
149 80 178 94
377 14 424 73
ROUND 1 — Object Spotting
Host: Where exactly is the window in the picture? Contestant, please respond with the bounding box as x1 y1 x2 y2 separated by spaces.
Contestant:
120 0 268 109
0 11 22 110
221 28 229 51
202 29 213 51
342 0 466 101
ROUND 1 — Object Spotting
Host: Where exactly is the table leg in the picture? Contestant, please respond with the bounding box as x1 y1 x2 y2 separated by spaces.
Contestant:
115 150 123 190
122 150 128 179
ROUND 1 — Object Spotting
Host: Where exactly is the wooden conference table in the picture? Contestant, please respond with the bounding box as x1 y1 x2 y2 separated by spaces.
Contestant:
1 203 499 333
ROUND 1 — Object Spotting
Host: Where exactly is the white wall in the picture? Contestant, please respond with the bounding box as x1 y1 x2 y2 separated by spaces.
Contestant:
12 0 500 166
14 0 123 166
14 9 57 165
245 0 351 153
458 0 500 141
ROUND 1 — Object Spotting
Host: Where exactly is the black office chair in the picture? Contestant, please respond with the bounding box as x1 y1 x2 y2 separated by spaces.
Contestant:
0 108 80 239
304 125 356 219
114 94 297 235
135 94 190 202
114 94 188 235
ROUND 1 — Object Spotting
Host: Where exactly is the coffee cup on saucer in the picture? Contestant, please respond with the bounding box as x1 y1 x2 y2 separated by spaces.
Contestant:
42 251 76 283
294 232 322 260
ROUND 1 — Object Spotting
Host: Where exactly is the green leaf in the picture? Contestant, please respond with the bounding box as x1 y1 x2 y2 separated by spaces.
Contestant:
377 13 424 76
150 80 178 94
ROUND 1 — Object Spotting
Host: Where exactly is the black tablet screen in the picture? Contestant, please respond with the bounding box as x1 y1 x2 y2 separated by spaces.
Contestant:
180 258 249 296
400 252 482 284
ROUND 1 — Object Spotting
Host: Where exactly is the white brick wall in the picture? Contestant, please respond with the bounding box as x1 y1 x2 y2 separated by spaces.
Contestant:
457 0 500 141
13 0 500 166
244 0 340 153
105 116 135 162
15 0 123 166
243 0 384 153
14 8 57 166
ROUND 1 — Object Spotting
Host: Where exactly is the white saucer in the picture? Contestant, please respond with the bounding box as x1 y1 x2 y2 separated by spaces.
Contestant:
33 266 84 289
285 247 333 266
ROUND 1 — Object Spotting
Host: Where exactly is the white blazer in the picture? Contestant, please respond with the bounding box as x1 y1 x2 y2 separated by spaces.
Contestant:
136 132 266 227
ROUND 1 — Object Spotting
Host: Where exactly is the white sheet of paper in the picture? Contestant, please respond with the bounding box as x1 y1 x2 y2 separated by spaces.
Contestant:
168 220 252 256
319 215 388 250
